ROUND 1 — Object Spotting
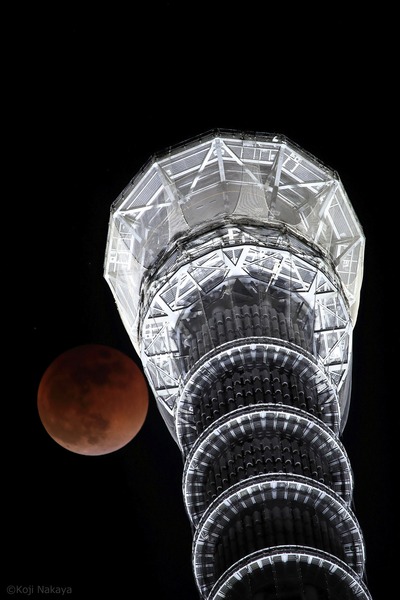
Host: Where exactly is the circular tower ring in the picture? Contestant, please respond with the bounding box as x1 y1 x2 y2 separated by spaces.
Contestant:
192 475 366 598
208 547 372 600
175 340 340 454
183 404 353 527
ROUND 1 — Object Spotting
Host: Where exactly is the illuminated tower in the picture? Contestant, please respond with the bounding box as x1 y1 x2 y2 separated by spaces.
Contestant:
104 130 372 599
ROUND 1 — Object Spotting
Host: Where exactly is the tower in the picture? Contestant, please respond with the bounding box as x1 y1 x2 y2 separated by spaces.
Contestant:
104 130 372 599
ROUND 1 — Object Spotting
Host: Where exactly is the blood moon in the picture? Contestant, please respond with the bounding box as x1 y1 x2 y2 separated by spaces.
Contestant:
37 344 149 456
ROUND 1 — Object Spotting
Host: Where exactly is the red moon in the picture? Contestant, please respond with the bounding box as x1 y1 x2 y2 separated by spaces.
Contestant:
37 344 149 456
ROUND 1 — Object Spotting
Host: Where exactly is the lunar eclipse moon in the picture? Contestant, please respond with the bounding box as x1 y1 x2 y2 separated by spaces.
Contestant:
37 344 149 456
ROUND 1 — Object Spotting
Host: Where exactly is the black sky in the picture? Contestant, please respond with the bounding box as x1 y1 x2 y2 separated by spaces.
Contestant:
5 6 394 600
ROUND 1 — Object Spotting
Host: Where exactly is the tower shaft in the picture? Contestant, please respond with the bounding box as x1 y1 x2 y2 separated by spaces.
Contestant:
104 131 371 599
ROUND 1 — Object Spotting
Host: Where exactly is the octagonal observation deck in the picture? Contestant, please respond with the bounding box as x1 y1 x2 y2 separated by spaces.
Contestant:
104 130 365 441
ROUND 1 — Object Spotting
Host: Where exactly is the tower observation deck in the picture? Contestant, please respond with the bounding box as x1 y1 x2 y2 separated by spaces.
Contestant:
104 130 372 599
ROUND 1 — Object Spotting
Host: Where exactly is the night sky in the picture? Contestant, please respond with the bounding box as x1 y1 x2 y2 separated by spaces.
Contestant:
6 6 393 600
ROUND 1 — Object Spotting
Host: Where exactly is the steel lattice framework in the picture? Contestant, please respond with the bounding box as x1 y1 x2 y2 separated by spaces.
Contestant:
104 130 371 599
